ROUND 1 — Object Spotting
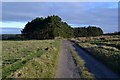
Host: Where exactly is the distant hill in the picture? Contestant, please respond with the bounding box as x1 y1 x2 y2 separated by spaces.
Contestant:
1 34 21 40
1 28 22 34
104 31 120 35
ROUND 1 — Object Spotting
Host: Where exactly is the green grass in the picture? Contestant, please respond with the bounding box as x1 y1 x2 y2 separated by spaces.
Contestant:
2 40 60 79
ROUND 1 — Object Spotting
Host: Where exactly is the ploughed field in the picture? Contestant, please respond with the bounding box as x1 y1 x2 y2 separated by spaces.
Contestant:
2 40 60 79
72 35 120 75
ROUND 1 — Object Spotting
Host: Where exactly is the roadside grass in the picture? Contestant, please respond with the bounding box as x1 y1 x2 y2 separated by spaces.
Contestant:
2 40 60 79
72 35 120 75
69 45 94 79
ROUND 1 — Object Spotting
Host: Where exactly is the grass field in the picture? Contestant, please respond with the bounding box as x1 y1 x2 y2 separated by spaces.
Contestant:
2 35 120 79
2 40 60 79
72 35 120 75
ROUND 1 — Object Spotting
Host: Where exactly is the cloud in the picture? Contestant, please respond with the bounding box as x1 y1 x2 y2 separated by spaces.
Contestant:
1 0 119 2
2 2 118 32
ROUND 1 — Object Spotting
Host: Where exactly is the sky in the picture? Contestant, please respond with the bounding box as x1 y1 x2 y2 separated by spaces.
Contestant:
1 2 119 34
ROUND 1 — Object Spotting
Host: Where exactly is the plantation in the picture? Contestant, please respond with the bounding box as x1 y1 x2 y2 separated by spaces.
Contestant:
72 35 120 75
2 40 60 79
21 15 103 40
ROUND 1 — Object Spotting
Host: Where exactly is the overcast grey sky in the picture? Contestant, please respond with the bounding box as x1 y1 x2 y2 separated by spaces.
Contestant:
1 2 118 34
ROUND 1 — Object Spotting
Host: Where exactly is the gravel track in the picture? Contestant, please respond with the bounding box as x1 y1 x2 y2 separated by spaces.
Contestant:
55 40 80 78
55 40 120 79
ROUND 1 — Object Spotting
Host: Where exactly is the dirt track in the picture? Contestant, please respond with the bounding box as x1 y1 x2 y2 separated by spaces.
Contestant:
55 40 120 78
55 40 80 78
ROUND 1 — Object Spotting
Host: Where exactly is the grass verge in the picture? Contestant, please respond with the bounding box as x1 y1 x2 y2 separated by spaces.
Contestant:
77 42 120 76
69 45 94 79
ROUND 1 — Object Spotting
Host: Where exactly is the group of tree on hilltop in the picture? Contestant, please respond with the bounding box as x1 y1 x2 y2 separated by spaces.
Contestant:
21 15 103 39
21 15 74 39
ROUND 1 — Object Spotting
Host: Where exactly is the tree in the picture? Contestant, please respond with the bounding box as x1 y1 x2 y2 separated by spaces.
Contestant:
74 26 103 37
21 15 74 39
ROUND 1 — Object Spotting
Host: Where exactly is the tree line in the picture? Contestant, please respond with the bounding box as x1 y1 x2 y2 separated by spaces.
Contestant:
74 27 103 37
21 15 103 39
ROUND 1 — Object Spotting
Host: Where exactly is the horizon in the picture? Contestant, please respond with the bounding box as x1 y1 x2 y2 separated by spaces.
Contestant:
1 26 119 34
1 2 119 34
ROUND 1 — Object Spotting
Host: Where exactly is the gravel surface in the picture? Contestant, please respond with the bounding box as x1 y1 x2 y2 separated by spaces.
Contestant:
55 40 80 78
55 40 120 79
